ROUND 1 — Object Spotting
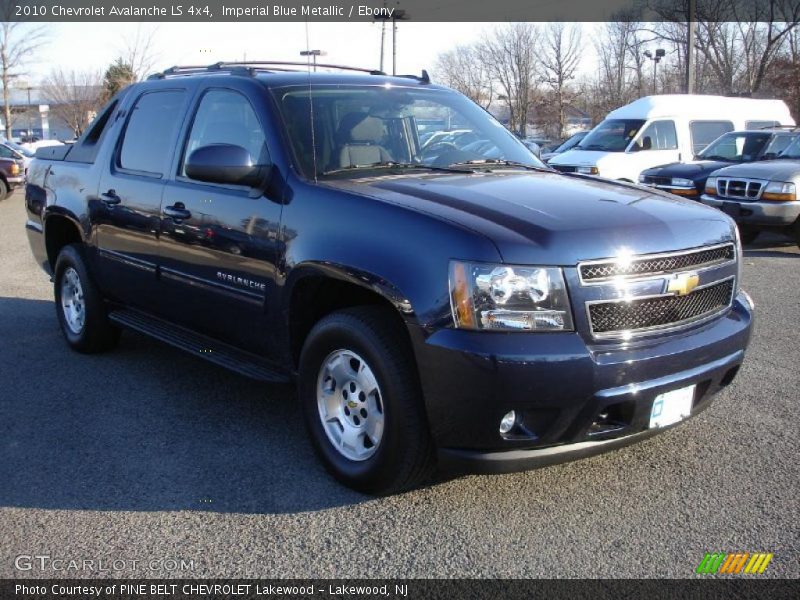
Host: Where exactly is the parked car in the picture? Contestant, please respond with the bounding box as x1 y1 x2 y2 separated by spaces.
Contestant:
26 63 753 494
701 135 800 247
0 154 25 199
638 128 800 198
549 95 794 181
540 131 589 163
1 139 35 176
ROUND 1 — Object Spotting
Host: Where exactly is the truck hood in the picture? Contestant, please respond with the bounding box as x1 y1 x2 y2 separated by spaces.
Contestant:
710 158 800 182
642 160 731 180
325 171 734 265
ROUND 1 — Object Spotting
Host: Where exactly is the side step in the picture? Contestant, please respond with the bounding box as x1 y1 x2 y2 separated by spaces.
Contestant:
109 309 291 383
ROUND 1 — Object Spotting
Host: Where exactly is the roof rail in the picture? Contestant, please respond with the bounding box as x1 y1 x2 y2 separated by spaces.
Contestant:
147 61 389 80
758 124 798 130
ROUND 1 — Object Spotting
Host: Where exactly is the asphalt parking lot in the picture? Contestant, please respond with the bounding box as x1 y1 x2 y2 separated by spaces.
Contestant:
0 189 798 579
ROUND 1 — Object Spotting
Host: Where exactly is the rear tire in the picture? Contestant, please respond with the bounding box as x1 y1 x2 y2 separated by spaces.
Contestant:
298 306 435 494
54 244 120 353
738 225 759 246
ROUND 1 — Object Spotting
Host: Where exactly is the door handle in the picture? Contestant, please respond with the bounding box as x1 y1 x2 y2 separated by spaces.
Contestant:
100 189 121 205
163 204 191 220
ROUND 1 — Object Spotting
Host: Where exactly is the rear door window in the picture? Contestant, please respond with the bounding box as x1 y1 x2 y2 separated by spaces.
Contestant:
118 90 187 176
690 121 734 155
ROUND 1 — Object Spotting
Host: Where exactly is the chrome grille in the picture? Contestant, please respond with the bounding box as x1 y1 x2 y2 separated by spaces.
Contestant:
579 244 735 282
716 178 764 201
642 175 672 186
588 279 734 336
551 165 577 173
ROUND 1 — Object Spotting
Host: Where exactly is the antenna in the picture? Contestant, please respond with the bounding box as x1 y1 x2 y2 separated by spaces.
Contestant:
304 21 318 183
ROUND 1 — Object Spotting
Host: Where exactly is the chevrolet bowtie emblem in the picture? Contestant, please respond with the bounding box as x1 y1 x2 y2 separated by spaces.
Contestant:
667 272 700 296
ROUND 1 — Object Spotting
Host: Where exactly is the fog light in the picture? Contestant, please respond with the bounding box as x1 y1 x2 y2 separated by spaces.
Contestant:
499 410 517 434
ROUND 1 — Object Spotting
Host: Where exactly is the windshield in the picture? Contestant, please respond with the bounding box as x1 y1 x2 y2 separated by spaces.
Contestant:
2 140 33 158
577 119 645 152
698 132 773 162
777 135 800 159
271 84 543 178
553 131 588 153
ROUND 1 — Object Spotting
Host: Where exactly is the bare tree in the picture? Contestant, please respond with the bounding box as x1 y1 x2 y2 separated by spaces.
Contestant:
434 45 494 108
0 19 46 139
541 23 582 138
120 24 160 81
480 23 541 136
41 68 104 137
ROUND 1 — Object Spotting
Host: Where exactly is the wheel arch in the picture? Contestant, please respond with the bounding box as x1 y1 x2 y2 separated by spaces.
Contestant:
44 210 86 271
284 262 416 369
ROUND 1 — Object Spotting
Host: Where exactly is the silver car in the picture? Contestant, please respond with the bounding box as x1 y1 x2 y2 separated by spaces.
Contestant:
701 137 800 247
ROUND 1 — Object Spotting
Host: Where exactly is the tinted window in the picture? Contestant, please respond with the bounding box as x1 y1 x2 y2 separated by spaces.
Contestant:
181 89 267 176
119 90 186 176
762 133 796 156
636 120 678 150
690 121 734 155
0 145 15 159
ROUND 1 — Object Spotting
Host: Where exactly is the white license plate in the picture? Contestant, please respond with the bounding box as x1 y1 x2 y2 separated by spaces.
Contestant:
649 385 695 429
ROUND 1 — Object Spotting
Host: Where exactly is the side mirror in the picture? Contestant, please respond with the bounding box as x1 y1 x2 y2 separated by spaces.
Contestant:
185 144 267 188
641 136 653 151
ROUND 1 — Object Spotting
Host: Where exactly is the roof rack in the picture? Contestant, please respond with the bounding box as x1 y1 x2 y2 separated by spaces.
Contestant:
758 124 799 130
147 61 390 80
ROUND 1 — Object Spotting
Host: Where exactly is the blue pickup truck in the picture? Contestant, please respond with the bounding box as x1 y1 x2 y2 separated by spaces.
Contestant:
25 62 753 494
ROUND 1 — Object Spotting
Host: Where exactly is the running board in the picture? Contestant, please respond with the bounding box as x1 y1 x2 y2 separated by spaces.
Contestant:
109 309 290 383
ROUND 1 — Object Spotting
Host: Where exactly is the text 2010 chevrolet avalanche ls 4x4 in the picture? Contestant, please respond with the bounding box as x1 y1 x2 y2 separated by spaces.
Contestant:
25 63 754 494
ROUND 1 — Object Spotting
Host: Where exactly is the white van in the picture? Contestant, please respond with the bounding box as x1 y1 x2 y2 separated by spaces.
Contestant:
548 95 795 182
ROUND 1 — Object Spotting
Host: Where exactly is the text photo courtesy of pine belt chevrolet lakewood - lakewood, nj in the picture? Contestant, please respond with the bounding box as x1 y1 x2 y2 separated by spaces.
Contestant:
0 0 798 597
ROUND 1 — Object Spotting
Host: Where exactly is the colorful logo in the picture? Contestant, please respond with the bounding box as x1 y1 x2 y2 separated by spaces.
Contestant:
696 552 773 575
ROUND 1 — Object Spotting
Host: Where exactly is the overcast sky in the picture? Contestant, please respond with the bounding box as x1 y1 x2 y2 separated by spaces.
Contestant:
25 21 602 84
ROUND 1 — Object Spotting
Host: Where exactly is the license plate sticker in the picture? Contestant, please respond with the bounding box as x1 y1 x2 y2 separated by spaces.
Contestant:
649 385 695 429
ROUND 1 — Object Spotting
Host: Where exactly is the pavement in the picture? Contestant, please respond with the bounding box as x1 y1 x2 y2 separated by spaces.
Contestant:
0 189 798 579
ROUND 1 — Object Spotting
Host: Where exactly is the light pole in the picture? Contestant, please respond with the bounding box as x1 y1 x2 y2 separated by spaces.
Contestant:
300 49 326 72
26 86 33 138
644 48 666 95
391 9 408 76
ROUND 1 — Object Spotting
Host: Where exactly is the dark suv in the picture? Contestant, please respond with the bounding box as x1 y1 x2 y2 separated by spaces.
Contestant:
25 63 753 494
639 128 800 198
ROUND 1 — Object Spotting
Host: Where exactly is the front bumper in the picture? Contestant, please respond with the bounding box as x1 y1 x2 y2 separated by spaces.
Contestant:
7 175 25 186
411 294 752 473
700 194 800 226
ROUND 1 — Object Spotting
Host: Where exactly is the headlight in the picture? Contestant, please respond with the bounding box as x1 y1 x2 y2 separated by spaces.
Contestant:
10 163 19 176
576 166 599 175
705 176 718 195
671 177 693 187
762 181 796 201
449 261 574 331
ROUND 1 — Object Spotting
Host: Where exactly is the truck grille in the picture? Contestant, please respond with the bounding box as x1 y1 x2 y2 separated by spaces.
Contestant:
716 178 764 201
579 243 735 282
588 279 734 336
642 175 672 186
551 165 576 173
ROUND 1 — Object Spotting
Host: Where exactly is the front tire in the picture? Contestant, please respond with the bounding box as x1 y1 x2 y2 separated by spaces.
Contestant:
54 244 120 353
298 307 435 494
0 179 8 200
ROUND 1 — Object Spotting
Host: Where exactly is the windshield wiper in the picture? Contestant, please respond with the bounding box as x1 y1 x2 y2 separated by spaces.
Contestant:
578 144 607 150
321 161 473 176
447 159 552 173
700 155 732 161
